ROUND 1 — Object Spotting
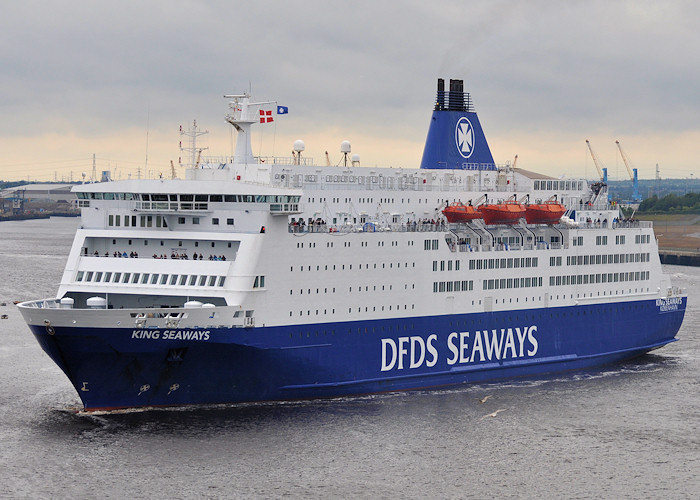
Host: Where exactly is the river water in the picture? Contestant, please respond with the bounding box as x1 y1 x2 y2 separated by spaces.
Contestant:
1 217 698 499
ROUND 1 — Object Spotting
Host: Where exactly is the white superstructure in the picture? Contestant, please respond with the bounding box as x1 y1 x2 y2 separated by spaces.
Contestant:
61 119 665 332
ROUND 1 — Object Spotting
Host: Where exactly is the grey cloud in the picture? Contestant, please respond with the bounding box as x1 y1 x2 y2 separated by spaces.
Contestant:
1 0 699 160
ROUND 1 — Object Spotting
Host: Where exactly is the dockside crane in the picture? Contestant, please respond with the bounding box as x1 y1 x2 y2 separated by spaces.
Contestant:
585 139 608 183
615 140 641 202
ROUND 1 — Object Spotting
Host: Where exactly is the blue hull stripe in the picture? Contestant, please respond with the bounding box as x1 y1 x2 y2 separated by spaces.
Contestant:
280 338 675 390
30 297 686 410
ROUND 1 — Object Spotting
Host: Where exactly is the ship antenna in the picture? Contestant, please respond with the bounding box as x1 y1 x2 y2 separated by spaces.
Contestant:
144 103 150 176
180 120 209 169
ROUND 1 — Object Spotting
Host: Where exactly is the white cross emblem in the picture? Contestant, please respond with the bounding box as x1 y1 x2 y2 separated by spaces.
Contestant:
455 117 475 159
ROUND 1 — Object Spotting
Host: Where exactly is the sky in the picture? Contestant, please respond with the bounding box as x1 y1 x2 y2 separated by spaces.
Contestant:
1 0 699 182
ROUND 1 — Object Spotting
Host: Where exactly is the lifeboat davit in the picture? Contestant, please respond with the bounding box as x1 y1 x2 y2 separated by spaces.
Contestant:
478 200 526 225
442 202 482 223
525 201 566 224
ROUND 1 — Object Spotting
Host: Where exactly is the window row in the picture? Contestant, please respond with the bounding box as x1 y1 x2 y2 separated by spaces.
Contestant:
108 215 168 228
483 276 543 290
433 280 474 293
347 304 415 314
295 239 413 249
177 216 234 226
533 180 584 191
433 260 461 272
468 256 539 270
424 239 439 250
566 252 650 266
292 287 337 294
548 271 650 286
78 192 300 203
75 271 226 287
307 196 443 205
292 262 415 272
635 234 651 244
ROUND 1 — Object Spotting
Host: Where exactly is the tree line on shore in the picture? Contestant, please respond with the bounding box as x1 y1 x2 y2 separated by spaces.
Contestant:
637 192 700 213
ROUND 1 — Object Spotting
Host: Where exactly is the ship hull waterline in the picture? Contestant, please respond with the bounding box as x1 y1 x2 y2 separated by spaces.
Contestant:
24 297 686 411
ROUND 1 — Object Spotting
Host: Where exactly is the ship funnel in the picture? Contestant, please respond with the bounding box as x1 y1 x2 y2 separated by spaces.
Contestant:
420 78 495 171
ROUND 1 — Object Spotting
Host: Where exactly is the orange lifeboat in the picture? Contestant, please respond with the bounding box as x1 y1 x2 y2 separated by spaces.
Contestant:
525 200 566 224
442 202 482 223
478 199 526 225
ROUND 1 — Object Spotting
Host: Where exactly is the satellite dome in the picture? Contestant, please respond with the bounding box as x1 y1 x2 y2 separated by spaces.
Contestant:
86 297 107 309
340 140 351 153
293 140 305 152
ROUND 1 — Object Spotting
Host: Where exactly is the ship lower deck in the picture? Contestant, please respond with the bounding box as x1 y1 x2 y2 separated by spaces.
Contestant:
23 296 686 410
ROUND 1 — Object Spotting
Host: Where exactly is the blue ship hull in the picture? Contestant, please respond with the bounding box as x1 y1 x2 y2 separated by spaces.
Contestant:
30 297 686 410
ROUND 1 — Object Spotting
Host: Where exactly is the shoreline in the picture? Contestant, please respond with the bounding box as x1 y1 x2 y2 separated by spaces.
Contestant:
0 212 78 222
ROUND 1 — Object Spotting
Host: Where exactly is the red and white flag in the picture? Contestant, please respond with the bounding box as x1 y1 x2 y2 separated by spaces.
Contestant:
259 110 274 123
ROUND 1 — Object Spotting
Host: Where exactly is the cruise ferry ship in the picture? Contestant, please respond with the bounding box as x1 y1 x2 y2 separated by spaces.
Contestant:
19 79 686 410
